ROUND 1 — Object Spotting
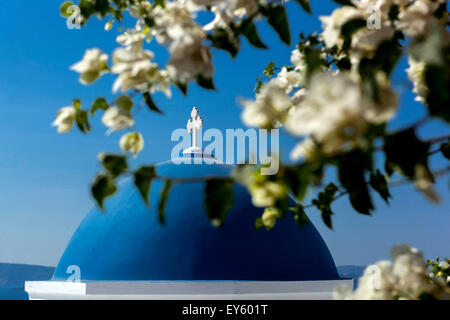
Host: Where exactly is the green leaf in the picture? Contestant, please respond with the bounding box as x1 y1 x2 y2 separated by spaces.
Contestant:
204 179 234 227
304 47 323 81
424 65 450 122
113 9 124 22
91 174 117 210
73 98 81 110
369 170 391 204
337 149 374 215
440 141 450 159
321 209 333 229
254 217 264 229
154 0 165 8
291 205 310 228
134 166 156 207
341 19 366 43
263 61 276 78
238 19 267 49
293 0 312 14
144 16 155 28
90 97 109 115
208 28 240 58
261 4 291 45
195 74 216 90
312 183 338 229
418 292 438 300
143 92 164 114
335 56 352 71
283 165 310 202
75 110 91 133
175 82 188 96
79 0 111 19
358 38 402 102
333 0 355 6
60 1 74 18
115 95 133 112
158 180 172 224
388 4 399 21
99 153 128 178
384 128 430 179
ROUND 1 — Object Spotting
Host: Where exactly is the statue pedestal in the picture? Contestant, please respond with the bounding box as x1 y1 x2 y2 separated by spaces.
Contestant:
25 279 352 300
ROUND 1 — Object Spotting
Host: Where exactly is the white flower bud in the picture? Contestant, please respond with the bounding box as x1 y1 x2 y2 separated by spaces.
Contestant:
52 106 76 133
119 132 144 158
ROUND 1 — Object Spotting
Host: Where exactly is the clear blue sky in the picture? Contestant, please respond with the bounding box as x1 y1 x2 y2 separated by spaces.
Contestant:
0 1 448 267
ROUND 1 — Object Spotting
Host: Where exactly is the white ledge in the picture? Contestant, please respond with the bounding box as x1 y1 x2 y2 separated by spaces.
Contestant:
25 279 352 300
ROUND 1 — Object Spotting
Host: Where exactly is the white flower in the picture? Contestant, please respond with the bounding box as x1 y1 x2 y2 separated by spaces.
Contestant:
353 261 396 300
149 1 211 83
116 30 146 47
334 261 396 300
261 207 282 229
151 2 205 45
241 81 291 129
120 132 144 157
111 39 156 93
104 22 113 31
271 67 301 94
356 0 409 18
224 0 258 19
286 73 369 158
52 107 76 133
406 56 428 103
286 72 397 159
290 48 307 71
320 7 364 49
291 87 307 106
203 0 258 30
397 0 443 38
390 244 432 298
150 68 172 98
167 37 213 82
102 106 134 133
249 181 287 207
335 244 446 300
70 48 108 84
129 0 151 18
290 138 316 161
203 5 233 31
350 24 395 60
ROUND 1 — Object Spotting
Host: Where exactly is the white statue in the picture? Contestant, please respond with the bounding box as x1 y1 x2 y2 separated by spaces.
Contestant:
183 107 203 154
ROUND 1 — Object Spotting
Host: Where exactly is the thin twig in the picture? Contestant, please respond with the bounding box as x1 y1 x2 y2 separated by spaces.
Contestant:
303 166 450 209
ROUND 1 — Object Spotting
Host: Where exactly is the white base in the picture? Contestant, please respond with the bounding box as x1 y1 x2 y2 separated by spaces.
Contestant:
25 279 352 300
182 146 203 154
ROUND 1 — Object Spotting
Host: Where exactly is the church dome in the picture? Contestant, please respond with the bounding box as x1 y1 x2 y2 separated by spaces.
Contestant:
52 157 339 281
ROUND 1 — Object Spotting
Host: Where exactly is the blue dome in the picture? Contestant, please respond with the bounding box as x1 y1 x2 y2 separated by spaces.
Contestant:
53 158 339 281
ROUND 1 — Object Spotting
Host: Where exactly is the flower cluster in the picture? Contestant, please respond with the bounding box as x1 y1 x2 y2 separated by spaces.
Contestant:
55 0 449 231
68 0 266 96
70 48 109 84
334 244 450 300
239 0 447 206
